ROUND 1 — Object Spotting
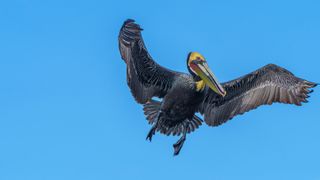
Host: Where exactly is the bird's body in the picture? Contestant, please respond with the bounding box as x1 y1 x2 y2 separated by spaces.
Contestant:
159 74 201 124
118 19 317 155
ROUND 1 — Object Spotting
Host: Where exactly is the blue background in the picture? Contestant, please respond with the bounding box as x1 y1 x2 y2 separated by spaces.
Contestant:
0 0 319 179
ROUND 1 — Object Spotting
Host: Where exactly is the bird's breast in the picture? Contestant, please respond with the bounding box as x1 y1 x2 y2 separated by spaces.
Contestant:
161 82 204 122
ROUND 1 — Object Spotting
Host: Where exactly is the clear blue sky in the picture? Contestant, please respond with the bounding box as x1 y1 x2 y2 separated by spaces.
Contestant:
0 0 319 179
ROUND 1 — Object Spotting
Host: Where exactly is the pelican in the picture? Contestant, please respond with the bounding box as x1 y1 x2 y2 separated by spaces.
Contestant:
118 19 317 155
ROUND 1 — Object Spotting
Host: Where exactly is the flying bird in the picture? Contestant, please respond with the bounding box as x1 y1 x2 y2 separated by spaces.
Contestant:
118 19 317 155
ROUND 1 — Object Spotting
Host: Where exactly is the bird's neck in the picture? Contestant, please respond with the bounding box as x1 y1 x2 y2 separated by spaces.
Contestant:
195 80 205 92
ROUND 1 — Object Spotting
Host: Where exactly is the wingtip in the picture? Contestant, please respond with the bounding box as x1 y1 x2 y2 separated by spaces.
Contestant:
303 81 317 104
309 82 318 88
119 18 143 44
124 18 135 24
303 80 318 88
123 19 143 30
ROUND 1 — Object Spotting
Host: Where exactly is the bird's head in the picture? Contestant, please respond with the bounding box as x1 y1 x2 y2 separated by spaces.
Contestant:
187 52 226 96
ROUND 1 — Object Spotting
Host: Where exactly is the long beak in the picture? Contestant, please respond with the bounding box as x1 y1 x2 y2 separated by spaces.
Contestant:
191 61 226 97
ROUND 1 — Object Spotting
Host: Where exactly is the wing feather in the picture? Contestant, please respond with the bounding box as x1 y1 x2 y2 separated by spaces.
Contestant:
118 19 180 103
199 64 317 126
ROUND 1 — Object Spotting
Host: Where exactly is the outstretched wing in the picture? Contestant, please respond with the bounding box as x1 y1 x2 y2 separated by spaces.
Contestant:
199 64 317 126
119 19 180 104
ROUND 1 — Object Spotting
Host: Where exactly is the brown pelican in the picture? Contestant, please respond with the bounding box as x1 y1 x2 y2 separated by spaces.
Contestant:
118 19 317 155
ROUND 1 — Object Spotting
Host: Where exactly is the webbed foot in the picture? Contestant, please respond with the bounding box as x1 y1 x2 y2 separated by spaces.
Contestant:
146 126 156 142
173 135 186 156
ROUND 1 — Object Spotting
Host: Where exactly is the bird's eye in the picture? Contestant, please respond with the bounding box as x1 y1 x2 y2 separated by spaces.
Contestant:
193 59 203 64
196 56 205 62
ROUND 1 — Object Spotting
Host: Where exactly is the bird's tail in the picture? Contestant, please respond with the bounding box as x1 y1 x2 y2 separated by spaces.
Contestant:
143 99 203 136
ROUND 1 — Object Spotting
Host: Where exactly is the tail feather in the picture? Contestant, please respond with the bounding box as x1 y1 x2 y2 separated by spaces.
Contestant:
143 99 161 124
143 99 203 136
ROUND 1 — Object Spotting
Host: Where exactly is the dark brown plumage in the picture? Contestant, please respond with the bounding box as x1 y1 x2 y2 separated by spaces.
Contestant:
118 19 317 155
199 64 316 126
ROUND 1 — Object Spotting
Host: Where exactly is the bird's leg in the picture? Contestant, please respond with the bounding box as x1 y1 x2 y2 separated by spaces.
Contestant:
146 125 157 142
173 124 187 156
146 110 162 142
